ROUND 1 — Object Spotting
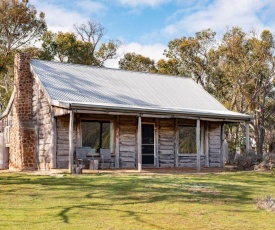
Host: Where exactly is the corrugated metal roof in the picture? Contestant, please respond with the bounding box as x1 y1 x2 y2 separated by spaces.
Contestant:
30 59 251 120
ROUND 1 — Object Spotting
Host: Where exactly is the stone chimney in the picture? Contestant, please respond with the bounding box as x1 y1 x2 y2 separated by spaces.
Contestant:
9 53 36 170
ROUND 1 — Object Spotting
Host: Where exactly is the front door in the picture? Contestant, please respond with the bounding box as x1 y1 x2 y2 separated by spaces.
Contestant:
142 124 154 165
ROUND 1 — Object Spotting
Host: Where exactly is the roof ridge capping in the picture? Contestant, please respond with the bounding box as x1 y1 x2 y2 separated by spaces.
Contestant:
30 58 191 80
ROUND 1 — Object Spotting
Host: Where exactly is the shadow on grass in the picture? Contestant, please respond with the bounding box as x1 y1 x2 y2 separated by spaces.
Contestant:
0 172 273 225
57 203 172 229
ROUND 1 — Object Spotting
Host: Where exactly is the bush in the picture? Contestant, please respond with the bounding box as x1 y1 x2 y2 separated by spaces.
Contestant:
254 153 275 171
233 151 258 170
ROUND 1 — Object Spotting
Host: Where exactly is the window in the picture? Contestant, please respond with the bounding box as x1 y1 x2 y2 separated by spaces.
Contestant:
179 126 197 154
178 125 205 154
81 120 114 153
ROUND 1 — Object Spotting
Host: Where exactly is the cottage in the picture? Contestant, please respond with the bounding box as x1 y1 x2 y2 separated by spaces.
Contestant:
0 53 251 171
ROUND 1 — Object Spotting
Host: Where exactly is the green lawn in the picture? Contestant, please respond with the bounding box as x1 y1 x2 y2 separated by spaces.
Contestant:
0 171 275 230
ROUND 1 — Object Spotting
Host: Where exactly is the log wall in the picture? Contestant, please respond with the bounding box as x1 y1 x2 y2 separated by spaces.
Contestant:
119 116 137 168
178 155 206 167
53 114 223 169
56 115 77 168
158 119 175 167
208 123 222 167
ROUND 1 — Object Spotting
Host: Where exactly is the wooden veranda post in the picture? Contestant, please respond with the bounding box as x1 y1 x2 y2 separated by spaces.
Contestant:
115 115 120 168
221 123 225 168
137 116 142 172
155 118 159 168
69 110 74 173
196 119 201 171
205 123 209 167
50 114 57 169
246 121 250 153
174 118 179 167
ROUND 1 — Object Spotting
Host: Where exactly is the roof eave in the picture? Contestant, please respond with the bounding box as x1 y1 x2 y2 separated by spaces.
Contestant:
66 102 252 122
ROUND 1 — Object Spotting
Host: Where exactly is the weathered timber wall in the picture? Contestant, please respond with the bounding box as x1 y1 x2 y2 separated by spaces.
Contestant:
178 155 206 167
56 115 76 168
53 114 223 169
208 123 222 167
119 116 137 168
158 119 175 168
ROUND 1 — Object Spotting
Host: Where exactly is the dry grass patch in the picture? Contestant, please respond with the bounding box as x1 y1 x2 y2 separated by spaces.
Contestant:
257 196 275 212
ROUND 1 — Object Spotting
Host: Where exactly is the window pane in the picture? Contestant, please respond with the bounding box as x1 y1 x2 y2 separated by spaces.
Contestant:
142 145 154 154
102 122 110 149
81 121 112 152
179 126 196 154
142 124 154 144
81 122 100 150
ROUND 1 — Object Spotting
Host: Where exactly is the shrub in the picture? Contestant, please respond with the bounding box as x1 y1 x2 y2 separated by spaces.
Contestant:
254 153 275 171
233 151 258 170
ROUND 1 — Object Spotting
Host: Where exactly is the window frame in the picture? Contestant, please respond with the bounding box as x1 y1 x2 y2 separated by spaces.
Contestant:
80 118 115 154
178 123 205 156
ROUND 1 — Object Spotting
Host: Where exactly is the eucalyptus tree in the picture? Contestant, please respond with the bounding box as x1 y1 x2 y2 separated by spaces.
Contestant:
156 58 182 76
164 29 216 88
119 52 157 72
39 20 121 66
0 0 46 108
209 28 275 157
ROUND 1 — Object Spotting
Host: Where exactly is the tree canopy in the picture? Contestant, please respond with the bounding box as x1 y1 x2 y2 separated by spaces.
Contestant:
119 52 156 72
39 20 121 66
0 0 46 108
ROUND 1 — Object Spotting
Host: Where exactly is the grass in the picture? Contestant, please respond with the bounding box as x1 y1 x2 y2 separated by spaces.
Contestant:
0 171 275 230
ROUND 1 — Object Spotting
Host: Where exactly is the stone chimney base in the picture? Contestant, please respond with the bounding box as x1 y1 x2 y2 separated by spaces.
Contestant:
9 53 36 170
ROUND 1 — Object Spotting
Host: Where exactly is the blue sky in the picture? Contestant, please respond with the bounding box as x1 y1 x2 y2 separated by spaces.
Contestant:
31 0 275 68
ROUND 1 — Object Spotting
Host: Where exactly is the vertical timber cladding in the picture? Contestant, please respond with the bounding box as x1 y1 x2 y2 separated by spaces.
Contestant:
56 115 77 168
208 123 222 167
158 119 175 168
119 116 137 168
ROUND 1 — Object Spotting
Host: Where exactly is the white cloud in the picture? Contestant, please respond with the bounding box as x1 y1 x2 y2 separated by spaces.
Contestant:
32 1 88 32
117 0 170 7
31 0 108 33
76 1 107 13
104 42 167 68
162 0 275 37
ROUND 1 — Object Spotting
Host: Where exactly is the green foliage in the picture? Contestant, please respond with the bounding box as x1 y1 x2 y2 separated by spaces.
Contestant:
0 0 46 54
39 21 121 66
165 29 216 87
0 0 46 109
156 58 182 75
119 52 157 72
209 28 275 156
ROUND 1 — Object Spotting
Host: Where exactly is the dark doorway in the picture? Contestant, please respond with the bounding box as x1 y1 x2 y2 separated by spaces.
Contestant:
142 124 154 165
